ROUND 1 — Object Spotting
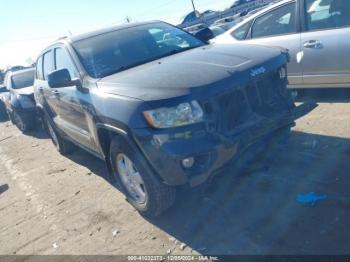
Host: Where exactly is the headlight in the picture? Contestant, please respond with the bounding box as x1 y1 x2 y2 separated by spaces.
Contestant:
143 100 204 129
17 95 34 109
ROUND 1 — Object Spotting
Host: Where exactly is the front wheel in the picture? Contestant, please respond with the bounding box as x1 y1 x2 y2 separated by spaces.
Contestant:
110 137 176 217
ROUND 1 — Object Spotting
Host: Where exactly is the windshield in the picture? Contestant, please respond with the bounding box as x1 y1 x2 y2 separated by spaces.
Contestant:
11 69 35 89
73 22 205 78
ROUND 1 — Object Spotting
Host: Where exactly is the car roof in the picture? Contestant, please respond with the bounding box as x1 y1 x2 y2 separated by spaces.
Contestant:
226 0 293 34
8 68 35 78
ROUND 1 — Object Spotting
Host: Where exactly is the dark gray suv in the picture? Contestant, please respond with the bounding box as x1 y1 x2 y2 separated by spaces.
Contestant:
34 21 316 217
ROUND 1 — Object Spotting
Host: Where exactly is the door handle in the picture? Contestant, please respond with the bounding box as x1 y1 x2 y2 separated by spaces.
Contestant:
304 40 322 49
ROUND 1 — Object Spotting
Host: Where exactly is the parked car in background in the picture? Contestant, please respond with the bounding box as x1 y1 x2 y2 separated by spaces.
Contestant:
213 15 241 30
3 65 27 75
34 21 316 217
3 68 37 132
181 10 217 25
208 25 226 37
214 0 350 89
183 23 208 35
230 0 254 9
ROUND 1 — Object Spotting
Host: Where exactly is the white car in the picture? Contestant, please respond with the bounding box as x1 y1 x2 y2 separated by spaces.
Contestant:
214 0 350 89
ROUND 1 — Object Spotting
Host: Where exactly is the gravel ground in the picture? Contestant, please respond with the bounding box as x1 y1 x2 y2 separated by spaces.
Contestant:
0 102 349 255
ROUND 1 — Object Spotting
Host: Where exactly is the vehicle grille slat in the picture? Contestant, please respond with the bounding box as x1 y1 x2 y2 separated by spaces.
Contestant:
212 70 289 133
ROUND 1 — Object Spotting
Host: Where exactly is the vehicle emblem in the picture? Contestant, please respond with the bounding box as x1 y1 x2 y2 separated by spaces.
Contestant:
250 67 266 77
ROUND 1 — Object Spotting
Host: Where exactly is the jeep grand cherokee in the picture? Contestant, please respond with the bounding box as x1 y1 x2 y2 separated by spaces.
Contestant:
34 21 316 217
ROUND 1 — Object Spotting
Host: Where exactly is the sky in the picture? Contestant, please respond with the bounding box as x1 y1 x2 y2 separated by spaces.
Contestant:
0 0 235 69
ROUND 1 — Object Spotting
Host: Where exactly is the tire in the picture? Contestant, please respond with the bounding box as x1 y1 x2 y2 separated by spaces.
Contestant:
43 115 75 155
110 137 176 217
0 102 8 121
12 110 35 132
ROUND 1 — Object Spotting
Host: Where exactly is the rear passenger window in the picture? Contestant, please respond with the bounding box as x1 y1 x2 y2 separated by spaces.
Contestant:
305 0 350 31
43 50 54 80
36 56 44 80
252 3 296 38
54 48 78 78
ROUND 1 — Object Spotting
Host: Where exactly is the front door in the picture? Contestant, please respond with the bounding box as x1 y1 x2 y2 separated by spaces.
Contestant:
301 0 350 87
52 46 93 149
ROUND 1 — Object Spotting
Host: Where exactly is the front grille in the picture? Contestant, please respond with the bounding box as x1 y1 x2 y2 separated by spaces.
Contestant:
212 69 290 133
216 89 249 132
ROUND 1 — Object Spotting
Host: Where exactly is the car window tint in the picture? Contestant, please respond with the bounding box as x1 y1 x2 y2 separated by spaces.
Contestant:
231 21 251 40
11 70 35 89
73 23 204 78
252 3 296 38
36 56 44 80
305 0 350 31
43 50 54 80
55 48 78 78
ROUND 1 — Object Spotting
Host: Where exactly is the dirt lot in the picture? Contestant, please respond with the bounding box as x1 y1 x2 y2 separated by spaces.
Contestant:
0 102 349 255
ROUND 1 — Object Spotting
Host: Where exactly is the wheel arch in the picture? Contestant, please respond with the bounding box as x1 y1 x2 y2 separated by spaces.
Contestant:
95 123 165 185
96 123 128 158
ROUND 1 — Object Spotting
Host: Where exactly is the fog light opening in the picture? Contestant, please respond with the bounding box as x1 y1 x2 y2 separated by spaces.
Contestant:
182 157 195 169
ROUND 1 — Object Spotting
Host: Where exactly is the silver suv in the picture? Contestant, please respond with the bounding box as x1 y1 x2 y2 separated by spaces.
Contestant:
214 0 350 89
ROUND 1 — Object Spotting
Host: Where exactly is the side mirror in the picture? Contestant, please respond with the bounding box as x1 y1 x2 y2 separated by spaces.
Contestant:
48 69 80 88
195 27 214 42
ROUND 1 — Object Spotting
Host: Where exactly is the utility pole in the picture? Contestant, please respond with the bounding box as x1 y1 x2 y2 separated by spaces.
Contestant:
191 0 198 17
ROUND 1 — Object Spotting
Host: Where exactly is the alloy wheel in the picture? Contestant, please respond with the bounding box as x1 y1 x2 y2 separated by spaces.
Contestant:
116 153 147 205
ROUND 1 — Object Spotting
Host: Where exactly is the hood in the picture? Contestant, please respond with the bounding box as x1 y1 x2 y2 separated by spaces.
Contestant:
97 43 286 101
14 86 34 96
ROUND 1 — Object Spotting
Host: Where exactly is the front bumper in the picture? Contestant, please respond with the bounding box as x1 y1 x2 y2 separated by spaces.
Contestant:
133 102 317 187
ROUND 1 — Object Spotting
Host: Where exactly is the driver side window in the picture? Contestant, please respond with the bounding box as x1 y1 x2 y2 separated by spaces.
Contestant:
252 3 296 39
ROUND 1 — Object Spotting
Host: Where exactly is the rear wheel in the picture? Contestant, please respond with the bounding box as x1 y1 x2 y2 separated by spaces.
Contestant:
12 110 35 132
43 115 75 155
110 137 176 217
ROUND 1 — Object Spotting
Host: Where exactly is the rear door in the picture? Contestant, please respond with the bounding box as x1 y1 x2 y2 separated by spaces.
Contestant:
300 0 350 87
242 1 303 86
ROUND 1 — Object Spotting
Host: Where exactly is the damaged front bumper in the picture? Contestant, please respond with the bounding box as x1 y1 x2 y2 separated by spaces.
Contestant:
133 102 318 187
